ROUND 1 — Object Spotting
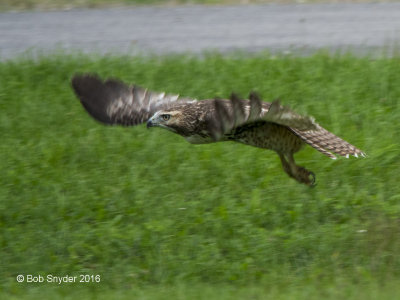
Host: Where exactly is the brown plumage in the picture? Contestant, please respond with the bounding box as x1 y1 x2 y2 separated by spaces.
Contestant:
71 73 365 186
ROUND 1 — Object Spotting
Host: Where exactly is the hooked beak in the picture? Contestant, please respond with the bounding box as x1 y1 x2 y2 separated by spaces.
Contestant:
146 119 154 129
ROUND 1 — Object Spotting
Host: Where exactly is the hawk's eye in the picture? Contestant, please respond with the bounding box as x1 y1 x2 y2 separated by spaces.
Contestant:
161 114 170 121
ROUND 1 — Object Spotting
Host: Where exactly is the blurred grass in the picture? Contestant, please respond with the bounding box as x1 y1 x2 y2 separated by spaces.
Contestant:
1 0 398 11
5 280 400 299
0 52 399 297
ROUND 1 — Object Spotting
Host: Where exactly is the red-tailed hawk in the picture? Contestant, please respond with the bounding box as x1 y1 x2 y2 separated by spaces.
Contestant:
71 74 365 186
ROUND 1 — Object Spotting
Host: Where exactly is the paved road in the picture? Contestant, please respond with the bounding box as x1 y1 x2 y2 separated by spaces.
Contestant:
1 3 400 59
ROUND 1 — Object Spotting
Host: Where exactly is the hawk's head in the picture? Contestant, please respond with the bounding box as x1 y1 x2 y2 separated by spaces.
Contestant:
145 102 214 144
146 109 195 137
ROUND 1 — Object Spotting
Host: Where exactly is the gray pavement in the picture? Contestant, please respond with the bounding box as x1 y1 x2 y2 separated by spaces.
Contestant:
1 3 400 59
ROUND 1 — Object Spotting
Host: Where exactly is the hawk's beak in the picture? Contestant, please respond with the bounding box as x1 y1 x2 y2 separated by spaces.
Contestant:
146 120 154 129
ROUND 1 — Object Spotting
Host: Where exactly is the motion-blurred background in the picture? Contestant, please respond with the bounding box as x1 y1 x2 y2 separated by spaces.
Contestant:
1 1 399 299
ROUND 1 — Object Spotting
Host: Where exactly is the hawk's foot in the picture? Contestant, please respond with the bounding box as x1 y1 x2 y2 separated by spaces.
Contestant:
295 166 316 187
278 153 316 187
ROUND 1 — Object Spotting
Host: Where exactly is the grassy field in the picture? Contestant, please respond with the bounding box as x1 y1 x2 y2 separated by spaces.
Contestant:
0 52 399 298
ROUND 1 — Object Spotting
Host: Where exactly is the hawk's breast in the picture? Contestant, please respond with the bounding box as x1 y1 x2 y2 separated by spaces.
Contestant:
230 122 304 153
185 132 214 144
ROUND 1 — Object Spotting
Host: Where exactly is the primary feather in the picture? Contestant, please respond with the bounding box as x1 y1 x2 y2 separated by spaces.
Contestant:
71 74 195 126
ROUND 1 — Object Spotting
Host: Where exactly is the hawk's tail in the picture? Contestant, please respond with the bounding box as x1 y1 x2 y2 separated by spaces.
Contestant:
291 126 366 159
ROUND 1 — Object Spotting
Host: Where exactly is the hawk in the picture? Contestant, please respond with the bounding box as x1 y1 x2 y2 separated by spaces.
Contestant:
71 74 365 186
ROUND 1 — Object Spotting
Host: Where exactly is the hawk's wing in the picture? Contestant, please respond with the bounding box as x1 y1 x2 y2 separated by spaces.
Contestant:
262 100 317 131
71 74 196 126
210 93 365 159
208 93 317 140
262 101 365 159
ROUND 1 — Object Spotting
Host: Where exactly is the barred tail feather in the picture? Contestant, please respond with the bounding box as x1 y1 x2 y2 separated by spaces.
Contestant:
291 126 366 159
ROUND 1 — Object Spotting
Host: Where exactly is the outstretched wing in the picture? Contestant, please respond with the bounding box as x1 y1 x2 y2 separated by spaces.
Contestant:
264 100 365 159
263 100 317 131
71 74 196 126
208 93 265 140
209 93 364 159
208 93 317 140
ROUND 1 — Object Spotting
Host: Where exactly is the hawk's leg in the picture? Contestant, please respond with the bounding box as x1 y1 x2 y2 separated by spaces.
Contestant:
278 153 316 186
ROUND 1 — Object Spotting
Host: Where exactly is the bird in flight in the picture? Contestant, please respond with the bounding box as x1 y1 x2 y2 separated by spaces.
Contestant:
71 74 365 186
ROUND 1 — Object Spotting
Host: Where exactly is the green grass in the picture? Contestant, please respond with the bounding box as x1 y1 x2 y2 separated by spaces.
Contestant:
5 281 400 299
1 52 400 298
